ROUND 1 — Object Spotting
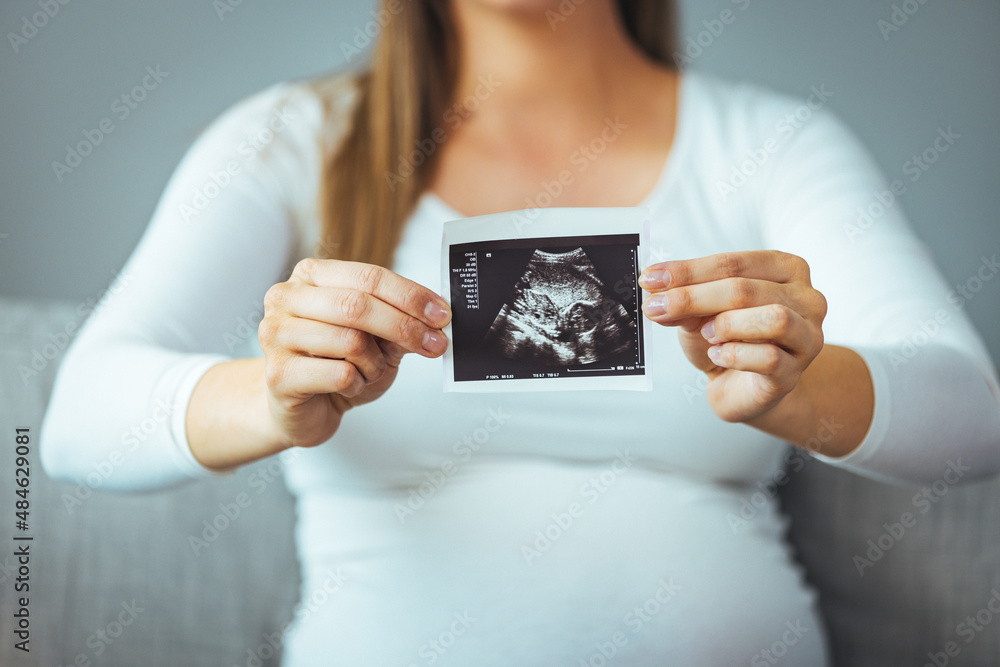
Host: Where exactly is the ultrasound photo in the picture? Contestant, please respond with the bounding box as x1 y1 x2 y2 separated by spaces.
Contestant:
441 206 651 392
482 246 637 366
442 216 651 392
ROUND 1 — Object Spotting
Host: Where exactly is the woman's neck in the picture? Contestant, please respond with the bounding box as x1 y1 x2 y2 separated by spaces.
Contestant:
448 1 660 127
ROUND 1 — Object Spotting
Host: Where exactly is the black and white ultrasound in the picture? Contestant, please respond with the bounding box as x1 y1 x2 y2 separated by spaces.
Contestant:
448 234 646 385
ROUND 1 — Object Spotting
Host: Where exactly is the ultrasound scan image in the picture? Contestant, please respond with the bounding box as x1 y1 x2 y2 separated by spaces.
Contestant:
482 248 636 366
447 232 644 384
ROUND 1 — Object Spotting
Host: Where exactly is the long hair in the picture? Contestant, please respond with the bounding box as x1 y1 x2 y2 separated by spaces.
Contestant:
315 0 678 268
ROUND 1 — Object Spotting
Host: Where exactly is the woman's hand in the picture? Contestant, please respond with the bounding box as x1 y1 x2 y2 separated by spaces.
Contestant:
640 250 827 424
258 258 451 449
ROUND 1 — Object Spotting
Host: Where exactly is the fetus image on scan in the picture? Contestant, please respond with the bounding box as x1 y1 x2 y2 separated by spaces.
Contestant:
483 247 637 365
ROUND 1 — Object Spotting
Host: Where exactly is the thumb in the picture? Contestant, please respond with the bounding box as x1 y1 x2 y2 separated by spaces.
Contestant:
675 315 718 374
376 338 408 368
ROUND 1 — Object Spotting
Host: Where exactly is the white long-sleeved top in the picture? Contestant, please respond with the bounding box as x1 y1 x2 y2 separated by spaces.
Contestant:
39 69 1000 666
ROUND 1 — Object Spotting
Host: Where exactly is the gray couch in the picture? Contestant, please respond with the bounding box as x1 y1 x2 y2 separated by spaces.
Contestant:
2 296 999 666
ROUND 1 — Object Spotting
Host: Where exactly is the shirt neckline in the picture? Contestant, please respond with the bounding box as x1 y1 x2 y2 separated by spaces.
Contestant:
420 68 693 221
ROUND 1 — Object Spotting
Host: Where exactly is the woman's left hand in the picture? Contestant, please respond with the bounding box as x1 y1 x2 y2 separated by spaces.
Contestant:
640 250 828 424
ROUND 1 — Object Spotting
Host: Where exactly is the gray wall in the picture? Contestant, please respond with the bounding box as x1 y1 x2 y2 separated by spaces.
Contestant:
1 0 998 365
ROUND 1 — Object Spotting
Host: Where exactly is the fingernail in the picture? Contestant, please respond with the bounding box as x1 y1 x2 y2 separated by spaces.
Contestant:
643 295 668 317
707 346 722 363
701 320 716 341
422 330 447 355
424 301 450 326
640 269 669 290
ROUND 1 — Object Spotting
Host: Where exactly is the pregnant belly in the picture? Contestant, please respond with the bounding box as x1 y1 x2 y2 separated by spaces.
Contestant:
281 458 829 667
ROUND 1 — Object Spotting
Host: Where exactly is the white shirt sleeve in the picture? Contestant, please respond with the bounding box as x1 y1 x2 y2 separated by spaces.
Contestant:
39 79 332 491
752 102 1000 484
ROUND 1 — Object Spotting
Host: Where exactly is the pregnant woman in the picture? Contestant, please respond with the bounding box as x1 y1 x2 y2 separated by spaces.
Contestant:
40 0 1000 664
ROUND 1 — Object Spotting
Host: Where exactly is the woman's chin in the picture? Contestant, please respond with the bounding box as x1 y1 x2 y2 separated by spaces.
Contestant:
454 0 576 16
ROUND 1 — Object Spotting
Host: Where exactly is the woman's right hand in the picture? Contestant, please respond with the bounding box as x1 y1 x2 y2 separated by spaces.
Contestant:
258 258 452 450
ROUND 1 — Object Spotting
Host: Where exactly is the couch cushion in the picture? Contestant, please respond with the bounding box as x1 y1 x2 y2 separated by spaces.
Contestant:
0 297 300 667
778 447 1000 666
